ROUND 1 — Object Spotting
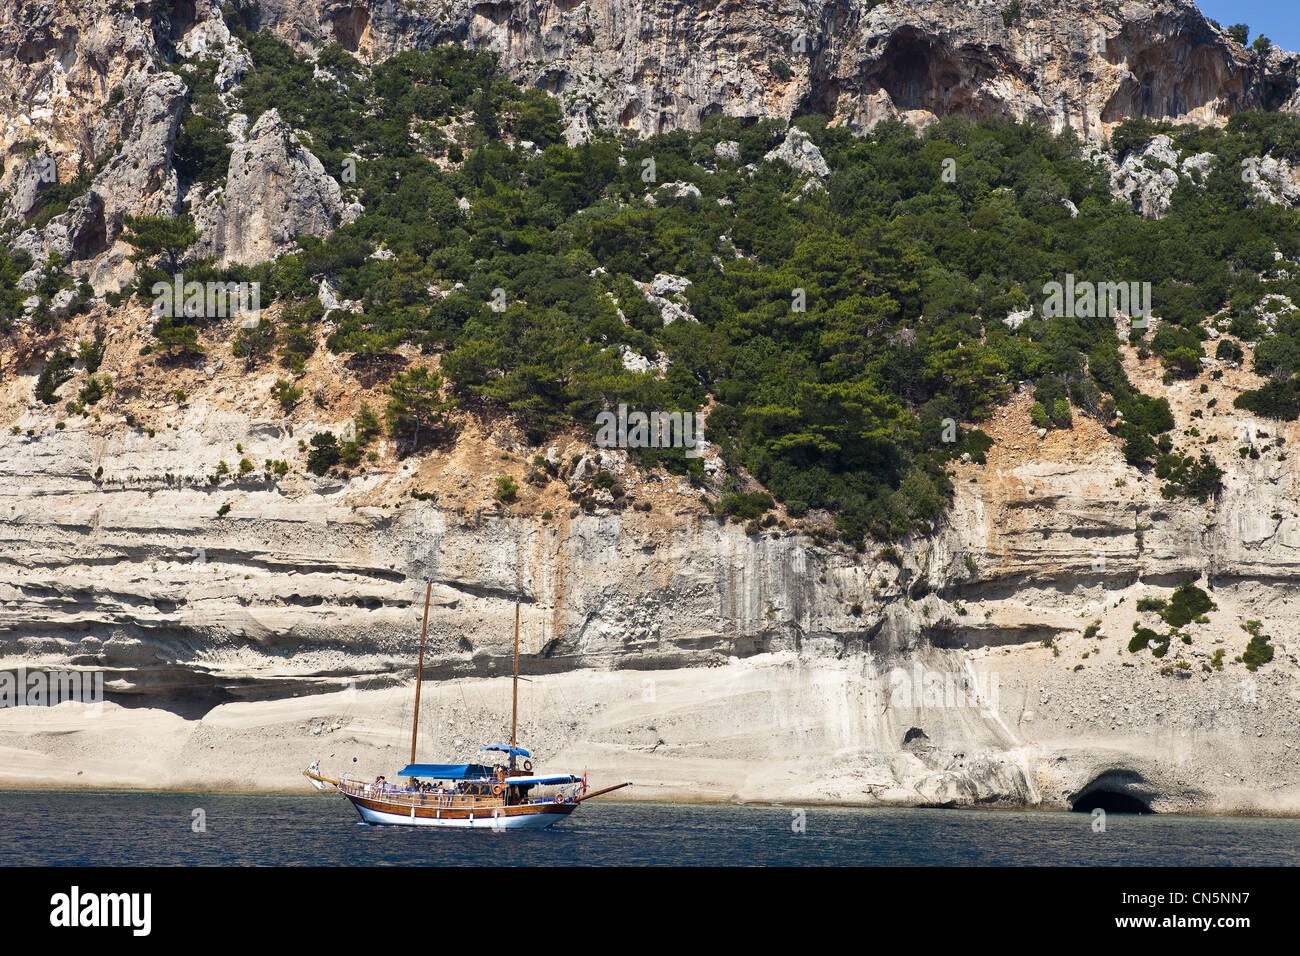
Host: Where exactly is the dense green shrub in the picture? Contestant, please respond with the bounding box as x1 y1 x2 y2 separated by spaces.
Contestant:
1129 626 1160 653
174 111 231 185
306 431 340 476
1150 324 1204 378
1161 581 1216 627
271 379 302 412
1155 452 1224 501
717 491 775 521
494 475 520 503
35 350 73 404
1214 339 1243 364
76 374 112 408
1239 620 1274 670
77 327 107 374
1235 379 1300 420
1051 399 1072 428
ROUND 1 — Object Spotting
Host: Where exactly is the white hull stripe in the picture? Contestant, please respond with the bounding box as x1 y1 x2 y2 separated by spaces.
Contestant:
353 803 569 829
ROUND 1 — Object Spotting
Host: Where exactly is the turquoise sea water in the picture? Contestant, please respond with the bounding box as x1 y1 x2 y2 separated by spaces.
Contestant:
3 791 1298 866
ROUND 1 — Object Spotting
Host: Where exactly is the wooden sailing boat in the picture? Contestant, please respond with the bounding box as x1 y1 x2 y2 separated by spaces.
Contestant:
303 582 630 829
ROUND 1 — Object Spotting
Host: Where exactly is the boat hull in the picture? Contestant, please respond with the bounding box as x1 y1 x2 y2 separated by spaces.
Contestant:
344 792 579 829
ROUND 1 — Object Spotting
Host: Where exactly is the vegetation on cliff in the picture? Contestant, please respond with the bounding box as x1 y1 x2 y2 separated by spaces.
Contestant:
10 28 1300 542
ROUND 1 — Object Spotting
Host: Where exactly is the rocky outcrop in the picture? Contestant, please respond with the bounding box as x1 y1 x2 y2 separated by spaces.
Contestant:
0 1 251 285
3 67 184 289
192 109 352 266
174 1 253 93
1 149 56 224
764 127 830 178
89 70 187 239
1088 134 1217 218
10 189 108 270
0 0 159 164
1084 134 1300 218
641 273 694 325
1246 155 1300 206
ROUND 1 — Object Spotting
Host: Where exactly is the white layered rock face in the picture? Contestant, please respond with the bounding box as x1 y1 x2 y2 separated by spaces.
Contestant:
0 374 1296 812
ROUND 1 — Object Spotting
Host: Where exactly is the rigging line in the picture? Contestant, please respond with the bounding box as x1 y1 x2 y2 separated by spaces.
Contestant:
410 580 432 776
454 674 469 754
333 667 369 734
513 521 524 753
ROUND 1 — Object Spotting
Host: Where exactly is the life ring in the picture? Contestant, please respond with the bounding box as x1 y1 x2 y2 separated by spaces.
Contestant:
523 760 532 772
492 783 503 795
556 793 569 804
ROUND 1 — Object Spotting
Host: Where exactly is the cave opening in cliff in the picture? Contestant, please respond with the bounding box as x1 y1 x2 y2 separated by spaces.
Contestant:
869 28 971 116
1071 788 1154 814
1070 769 1156 813
70 207 108 260
332 8 370 52
1071 790 1154 811
166 0 198 42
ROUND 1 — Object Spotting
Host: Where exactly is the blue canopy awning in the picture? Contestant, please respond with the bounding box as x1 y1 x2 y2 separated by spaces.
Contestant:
398 764 494 780
478 745 531 757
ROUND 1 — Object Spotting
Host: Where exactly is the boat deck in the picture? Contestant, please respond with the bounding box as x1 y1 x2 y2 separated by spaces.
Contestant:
338 778 575 811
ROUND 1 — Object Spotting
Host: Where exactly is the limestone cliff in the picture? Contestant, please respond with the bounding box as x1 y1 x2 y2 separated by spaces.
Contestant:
0 303 1296 813
243 0 1300 137
5 1 1298 164
0 0 1298 814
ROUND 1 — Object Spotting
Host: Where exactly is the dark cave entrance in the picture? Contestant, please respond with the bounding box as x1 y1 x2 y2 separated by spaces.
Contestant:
868 28 970 115
1070 769 1156 813
1071 789 1154 814
167 0 198 42
332 8 370 52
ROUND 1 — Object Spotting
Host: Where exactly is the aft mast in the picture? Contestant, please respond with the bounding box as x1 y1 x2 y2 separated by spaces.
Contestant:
510 600 520 773
408 581 432 787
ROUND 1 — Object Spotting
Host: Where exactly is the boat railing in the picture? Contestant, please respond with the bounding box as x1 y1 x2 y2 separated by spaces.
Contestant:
338 777 582 808
339 780 503 807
